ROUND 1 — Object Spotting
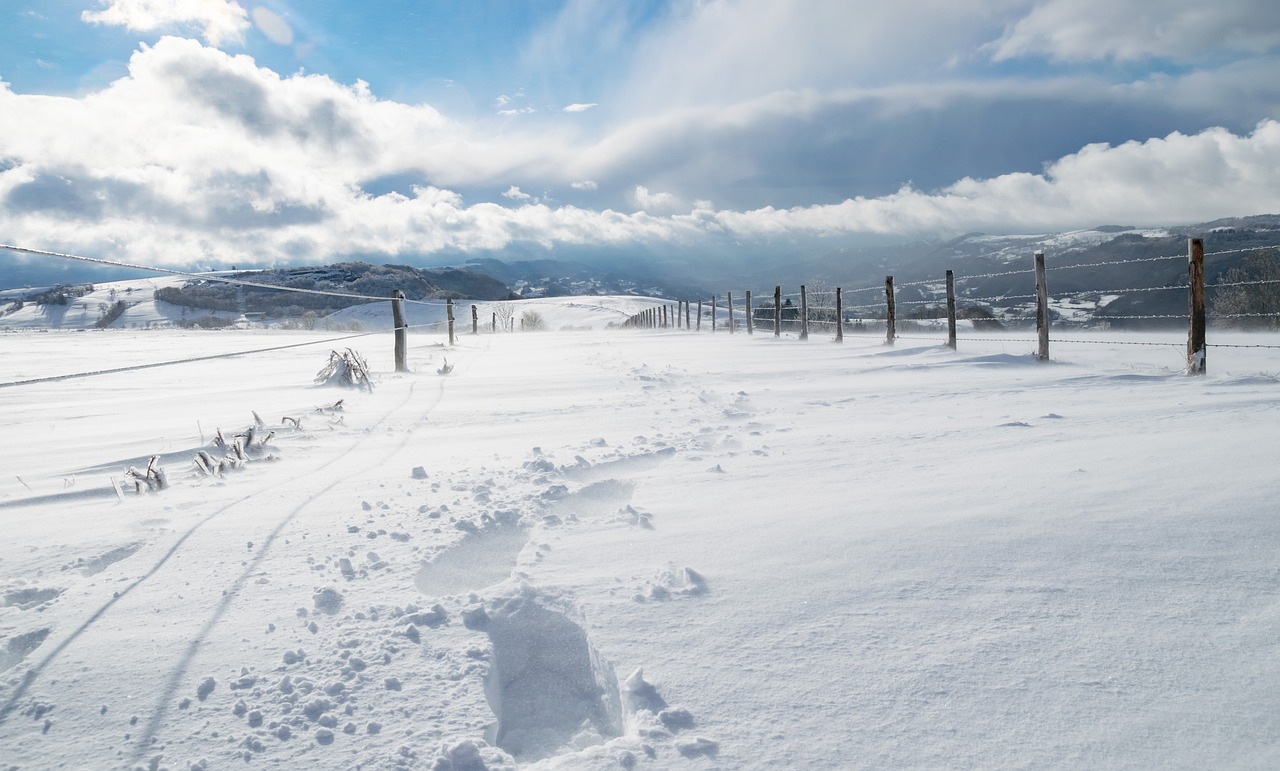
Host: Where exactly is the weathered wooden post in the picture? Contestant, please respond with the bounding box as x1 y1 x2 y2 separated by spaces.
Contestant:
391 290 409 372
799 285 809 340
774 286 782 337
945 270 957 350
885 276 896 346
491 312 496 333
1034 252 1049 361
447 298 455 345
834 287 844 343
471 304 478 335
746 290 754 335
1188 237 1206 374
685 301 691 330
728 292 735 334
712 296 718 333
697 300 702 331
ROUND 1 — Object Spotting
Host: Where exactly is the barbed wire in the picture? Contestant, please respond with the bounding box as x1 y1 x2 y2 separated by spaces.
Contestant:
1208 277 1280 289
0 327 408 390
1092 314 1187 320
0 243 451 307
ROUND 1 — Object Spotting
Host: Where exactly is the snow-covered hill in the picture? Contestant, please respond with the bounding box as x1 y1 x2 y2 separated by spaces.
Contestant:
1 311 1279 769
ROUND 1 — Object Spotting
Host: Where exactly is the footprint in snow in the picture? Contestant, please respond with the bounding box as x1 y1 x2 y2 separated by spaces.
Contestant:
2 587 64 610
0 628 51 673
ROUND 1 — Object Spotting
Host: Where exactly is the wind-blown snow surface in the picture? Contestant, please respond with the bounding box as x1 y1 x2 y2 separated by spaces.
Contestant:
1 321 1279 769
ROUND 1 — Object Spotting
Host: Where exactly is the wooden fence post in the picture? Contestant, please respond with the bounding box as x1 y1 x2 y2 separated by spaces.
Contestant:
697 300 702 331
447 298 455 345
712 296 718 333
1034 252 1049 361
728 292 734 334
471 304 478 335
945 270 957 350
1188 237 1206 374
774 286 781 337
746 290 754 335
491 312 496 333
391 290 408 372
885 276 896 346
835 287 844 343
799 285 809 340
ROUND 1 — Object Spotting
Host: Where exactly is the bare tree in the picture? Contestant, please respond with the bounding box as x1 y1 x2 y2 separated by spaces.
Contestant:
493 302 517 333
1212 250 1280 330
520 309 547 331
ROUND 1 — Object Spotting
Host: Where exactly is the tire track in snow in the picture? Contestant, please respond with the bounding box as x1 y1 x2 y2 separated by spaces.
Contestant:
129 355 469 761
0 349 468 736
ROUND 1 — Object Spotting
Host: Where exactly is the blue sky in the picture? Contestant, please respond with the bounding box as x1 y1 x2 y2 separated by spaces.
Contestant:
1 0 1279 273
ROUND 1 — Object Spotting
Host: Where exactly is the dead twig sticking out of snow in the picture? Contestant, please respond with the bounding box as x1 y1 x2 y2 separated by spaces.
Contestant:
193 450 220 477
282 416 302 429
314 349 373 391
213 429 227 449
252 410 265 427
437 357 454 375
125 455 167 493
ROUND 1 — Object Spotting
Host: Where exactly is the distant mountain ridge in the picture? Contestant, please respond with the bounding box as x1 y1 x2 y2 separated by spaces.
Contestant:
3 215 1279 330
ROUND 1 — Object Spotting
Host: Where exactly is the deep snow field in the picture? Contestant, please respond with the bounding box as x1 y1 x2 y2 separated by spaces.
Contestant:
1 307 1279 770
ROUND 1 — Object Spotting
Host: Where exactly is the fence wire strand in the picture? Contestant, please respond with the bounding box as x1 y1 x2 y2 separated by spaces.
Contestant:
0 328 408 390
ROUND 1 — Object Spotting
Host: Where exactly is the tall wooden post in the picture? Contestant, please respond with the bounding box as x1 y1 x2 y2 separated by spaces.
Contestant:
447 298 455 345
697 300 702 331
728 292 734 334
471 304 478 335
746 290 754 335
1188 237 1206 374
799 285 809 340
945 270 957 350
491 312 496 333
885 276 896 346
774 286 782 337
834 288 844 343
712 296 718 333
1034 252 1049 361
685 301 691 330
391 290 408 372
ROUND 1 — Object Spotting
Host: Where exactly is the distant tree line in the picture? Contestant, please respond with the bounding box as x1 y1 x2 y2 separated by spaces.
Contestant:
27 284 95 305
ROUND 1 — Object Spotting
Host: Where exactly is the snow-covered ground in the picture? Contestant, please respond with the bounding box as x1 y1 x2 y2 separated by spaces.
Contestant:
1 316 1279 770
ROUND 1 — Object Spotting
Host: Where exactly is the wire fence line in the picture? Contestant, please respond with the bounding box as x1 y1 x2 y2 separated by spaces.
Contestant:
627 239 1280 366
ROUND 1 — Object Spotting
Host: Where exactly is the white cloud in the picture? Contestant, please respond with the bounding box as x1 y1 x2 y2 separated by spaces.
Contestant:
502 186 533 202
615 0 1022 113
497 107 537 117
571 180 598 191
702 121 1280 236
81 0 250 47
562 103 597 113
988 0 1280 63
631 185 681 213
